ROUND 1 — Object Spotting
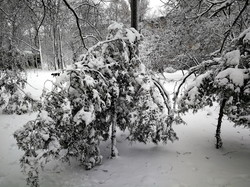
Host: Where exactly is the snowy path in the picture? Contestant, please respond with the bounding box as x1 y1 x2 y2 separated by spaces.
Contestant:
1 70 250 187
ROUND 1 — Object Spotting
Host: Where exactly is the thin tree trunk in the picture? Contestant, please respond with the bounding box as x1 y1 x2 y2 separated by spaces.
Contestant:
115 2 118 21
181 69 184 75
58 26 64 69
38 34 44 69
52 26 59 70
35 54 38 68
111 102 118 158
215 98 227 149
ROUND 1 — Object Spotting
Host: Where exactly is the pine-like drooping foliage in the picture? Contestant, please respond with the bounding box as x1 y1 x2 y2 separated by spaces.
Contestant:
0 48 38 114
14 23 178 187
178 26 250 147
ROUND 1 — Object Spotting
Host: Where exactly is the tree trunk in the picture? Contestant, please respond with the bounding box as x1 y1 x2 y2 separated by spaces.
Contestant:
52 26 59 70
111 102 118 158
38 34 44 70
215 98 227 149
115 1 118 22
131 0 138 30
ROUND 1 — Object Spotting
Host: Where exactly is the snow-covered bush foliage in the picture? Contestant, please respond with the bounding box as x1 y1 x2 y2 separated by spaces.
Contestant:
178 26 250 147
0 48 38 114
14 22 178 187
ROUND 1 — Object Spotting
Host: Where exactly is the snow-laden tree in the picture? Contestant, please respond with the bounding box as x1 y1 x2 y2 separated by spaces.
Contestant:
178 26 250 148
14 22 178 187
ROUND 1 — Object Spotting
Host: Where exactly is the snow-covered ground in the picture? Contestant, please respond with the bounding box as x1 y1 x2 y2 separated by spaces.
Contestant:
1 70 250 187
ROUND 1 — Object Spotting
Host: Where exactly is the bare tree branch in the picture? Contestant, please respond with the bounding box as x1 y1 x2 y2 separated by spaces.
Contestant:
152 78 171 114
37 0 46 33
209 0 235 18
219 0 249 52
85 20 102 40
62 0 88 50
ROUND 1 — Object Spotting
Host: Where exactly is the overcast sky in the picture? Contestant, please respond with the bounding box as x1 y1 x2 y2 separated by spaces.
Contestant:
148 0 165 17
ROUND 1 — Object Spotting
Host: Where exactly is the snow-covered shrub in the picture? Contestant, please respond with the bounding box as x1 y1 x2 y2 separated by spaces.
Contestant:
14 23 178 187
0 47 39 114
0 69 38 114
178 27 250 148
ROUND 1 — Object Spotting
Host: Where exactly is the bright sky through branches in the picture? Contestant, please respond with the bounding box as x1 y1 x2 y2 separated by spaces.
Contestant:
148 0 165 17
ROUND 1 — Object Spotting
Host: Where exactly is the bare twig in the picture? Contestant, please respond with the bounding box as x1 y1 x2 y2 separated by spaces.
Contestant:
173 69 197 103
86 20 103 40
185 53 200 66
15 38 40 52
75 3 98 10
0 7 14 22
197 3 215 17
83 34 99 42
15 84 38 102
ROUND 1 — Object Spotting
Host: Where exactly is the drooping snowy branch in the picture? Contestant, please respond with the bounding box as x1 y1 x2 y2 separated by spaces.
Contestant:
14 22 178 187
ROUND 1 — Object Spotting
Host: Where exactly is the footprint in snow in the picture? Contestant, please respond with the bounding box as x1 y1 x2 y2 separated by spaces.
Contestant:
183 152 192 155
